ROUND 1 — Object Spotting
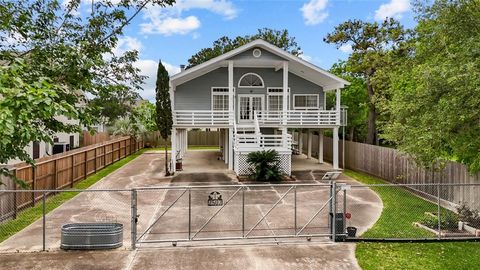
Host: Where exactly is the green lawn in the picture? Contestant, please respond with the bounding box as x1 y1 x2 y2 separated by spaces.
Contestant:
345 170 480 270
0 149 146 243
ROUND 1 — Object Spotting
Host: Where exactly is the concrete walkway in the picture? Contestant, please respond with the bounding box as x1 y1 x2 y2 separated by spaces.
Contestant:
0 150 382 269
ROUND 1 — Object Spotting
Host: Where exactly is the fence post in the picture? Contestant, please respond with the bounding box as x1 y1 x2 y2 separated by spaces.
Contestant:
437 182 441 239
70 155 74 188
42 192 46 251
94 148 97 173
84 151 88 179
103 145 106 168
131 189 137 250
188 188 191 240
54 159 58 191
31 166 36 206
13 169 18 219
242 186 245 238
294 185 297 235
332 181 337 242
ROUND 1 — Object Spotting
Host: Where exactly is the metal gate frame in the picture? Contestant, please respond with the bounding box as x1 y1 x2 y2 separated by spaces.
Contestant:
132 182 346 248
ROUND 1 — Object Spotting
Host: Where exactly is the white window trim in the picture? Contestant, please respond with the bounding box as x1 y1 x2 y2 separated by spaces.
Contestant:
267 87 290 111
211 86 233 111
293 94 320 110
238 72 265 88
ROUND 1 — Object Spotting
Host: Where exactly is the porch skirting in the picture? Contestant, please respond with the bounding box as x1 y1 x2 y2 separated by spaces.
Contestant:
234 151 291 176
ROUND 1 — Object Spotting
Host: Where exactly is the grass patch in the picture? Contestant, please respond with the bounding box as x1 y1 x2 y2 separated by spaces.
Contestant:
0 149 146 243
345 170 437 238
346 170 480 270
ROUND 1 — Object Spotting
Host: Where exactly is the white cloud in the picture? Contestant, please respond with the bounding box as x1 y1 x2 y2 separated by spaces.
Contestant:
339 44 353 53
172 0 238 20
112 36 143 56
300 0 329 25
141 15 201 35
133 59 181 100
141 0 238 36
374 0 411 21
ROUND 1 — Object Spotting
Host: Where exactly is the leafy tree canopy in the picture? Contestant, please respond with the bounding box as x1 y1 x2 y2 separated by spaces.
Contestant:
187 28 301 68
155 60 173 175
381 0 480 172
327 61 369 142
324 18 409 145
0 0 175 175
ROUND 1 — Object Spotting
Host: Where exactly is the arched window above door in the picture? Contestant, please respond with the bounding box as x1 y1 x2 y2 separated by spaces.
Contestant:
238 73 264 88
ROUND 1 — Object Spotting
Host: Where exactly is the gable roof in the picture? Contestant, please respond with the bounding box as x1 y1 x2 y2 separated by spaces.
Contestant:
170 39 350 91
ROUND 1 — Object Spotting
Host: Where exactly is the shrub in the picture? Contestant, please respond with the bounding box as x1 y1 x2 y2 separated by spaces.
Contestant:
419 212 458 230
457 204 480 228
246 150 284 182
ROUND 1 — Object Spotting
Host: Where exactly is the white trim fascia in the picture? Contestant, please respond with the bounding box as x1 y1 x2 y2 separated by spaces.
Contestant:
323 83 345 92
274 62 284 72
171 39 350 88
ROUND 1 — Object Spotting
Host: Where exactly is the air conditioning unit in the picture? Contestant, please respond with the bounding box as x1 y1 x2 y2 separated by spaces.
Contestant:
53 142 70 154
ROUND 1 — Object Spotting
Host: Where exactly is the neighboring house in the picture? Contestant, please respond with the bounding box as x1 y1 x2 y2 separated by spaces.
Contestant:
169 39 349 176
7 115 80 165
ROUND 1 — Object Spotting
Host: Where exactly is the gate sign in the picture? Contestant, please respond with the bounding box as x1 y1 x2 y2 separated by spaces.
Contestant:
208 191 223 206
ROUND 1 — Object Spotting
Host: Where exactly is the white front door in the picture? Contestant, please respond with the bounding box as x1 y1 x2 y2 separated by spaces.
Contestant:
238 94 264 123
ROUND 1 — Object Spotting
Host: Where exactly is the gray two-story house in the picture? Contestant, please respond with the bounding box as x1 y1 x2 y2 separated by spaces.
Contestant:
169 39 349 176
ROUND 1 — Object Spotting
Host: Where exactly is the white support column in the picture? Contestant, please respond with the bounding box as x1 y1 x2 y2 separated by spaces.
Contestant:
282 61 289 129
333 127 339 170
318 129 324 164
298 129 303 156
228 128 233 170
336 88 341 125
224 129 228 164
228 61 234 119
219 129 224 160
171 128 177 173
307 129 312 159
184 129 188 156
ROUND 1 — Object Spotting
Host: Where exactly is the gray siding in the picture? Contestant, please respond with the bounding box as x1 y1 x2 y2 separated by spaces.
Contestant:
175 68 227 110
174 67 324 110
227 47 286 62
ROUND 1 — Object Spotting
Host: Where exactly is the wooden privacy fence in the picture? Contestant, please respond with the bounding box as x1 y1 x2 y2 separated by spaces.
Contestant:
296 130 480 209
81 131 110 147
0 136 143 221
146 130 220 147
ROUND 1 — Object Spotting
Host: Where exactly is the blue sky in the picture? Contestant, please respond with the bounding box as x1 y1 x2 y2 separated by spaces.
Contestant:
96 0 416 100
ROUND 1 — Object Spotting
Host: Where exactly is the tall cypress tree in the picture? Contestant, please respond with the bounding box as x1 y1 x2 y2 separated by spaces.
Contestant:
155 60 173 176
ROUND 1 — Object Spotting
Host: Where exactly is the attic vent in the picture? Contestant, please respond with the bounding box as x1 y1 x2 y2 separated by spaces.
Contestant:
252 48 262 58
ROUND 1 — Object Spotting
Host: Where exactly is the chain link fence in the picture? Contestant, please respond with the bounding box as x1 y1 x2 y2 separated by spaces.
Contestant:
344 183 480 240
0 189 132 252
1 182 480 252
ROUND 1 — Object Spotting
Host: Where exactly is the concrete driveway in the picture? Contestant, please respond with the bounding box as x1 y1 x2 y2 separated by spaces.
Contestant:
0 150 382 270
0 243 359 270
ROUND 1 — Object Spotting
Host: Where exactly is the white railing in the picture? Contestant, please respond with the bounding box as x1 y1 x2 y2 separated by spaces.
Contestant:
234 134 292 151
174 110 233 126
256 110 340 126
253 111 261 135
